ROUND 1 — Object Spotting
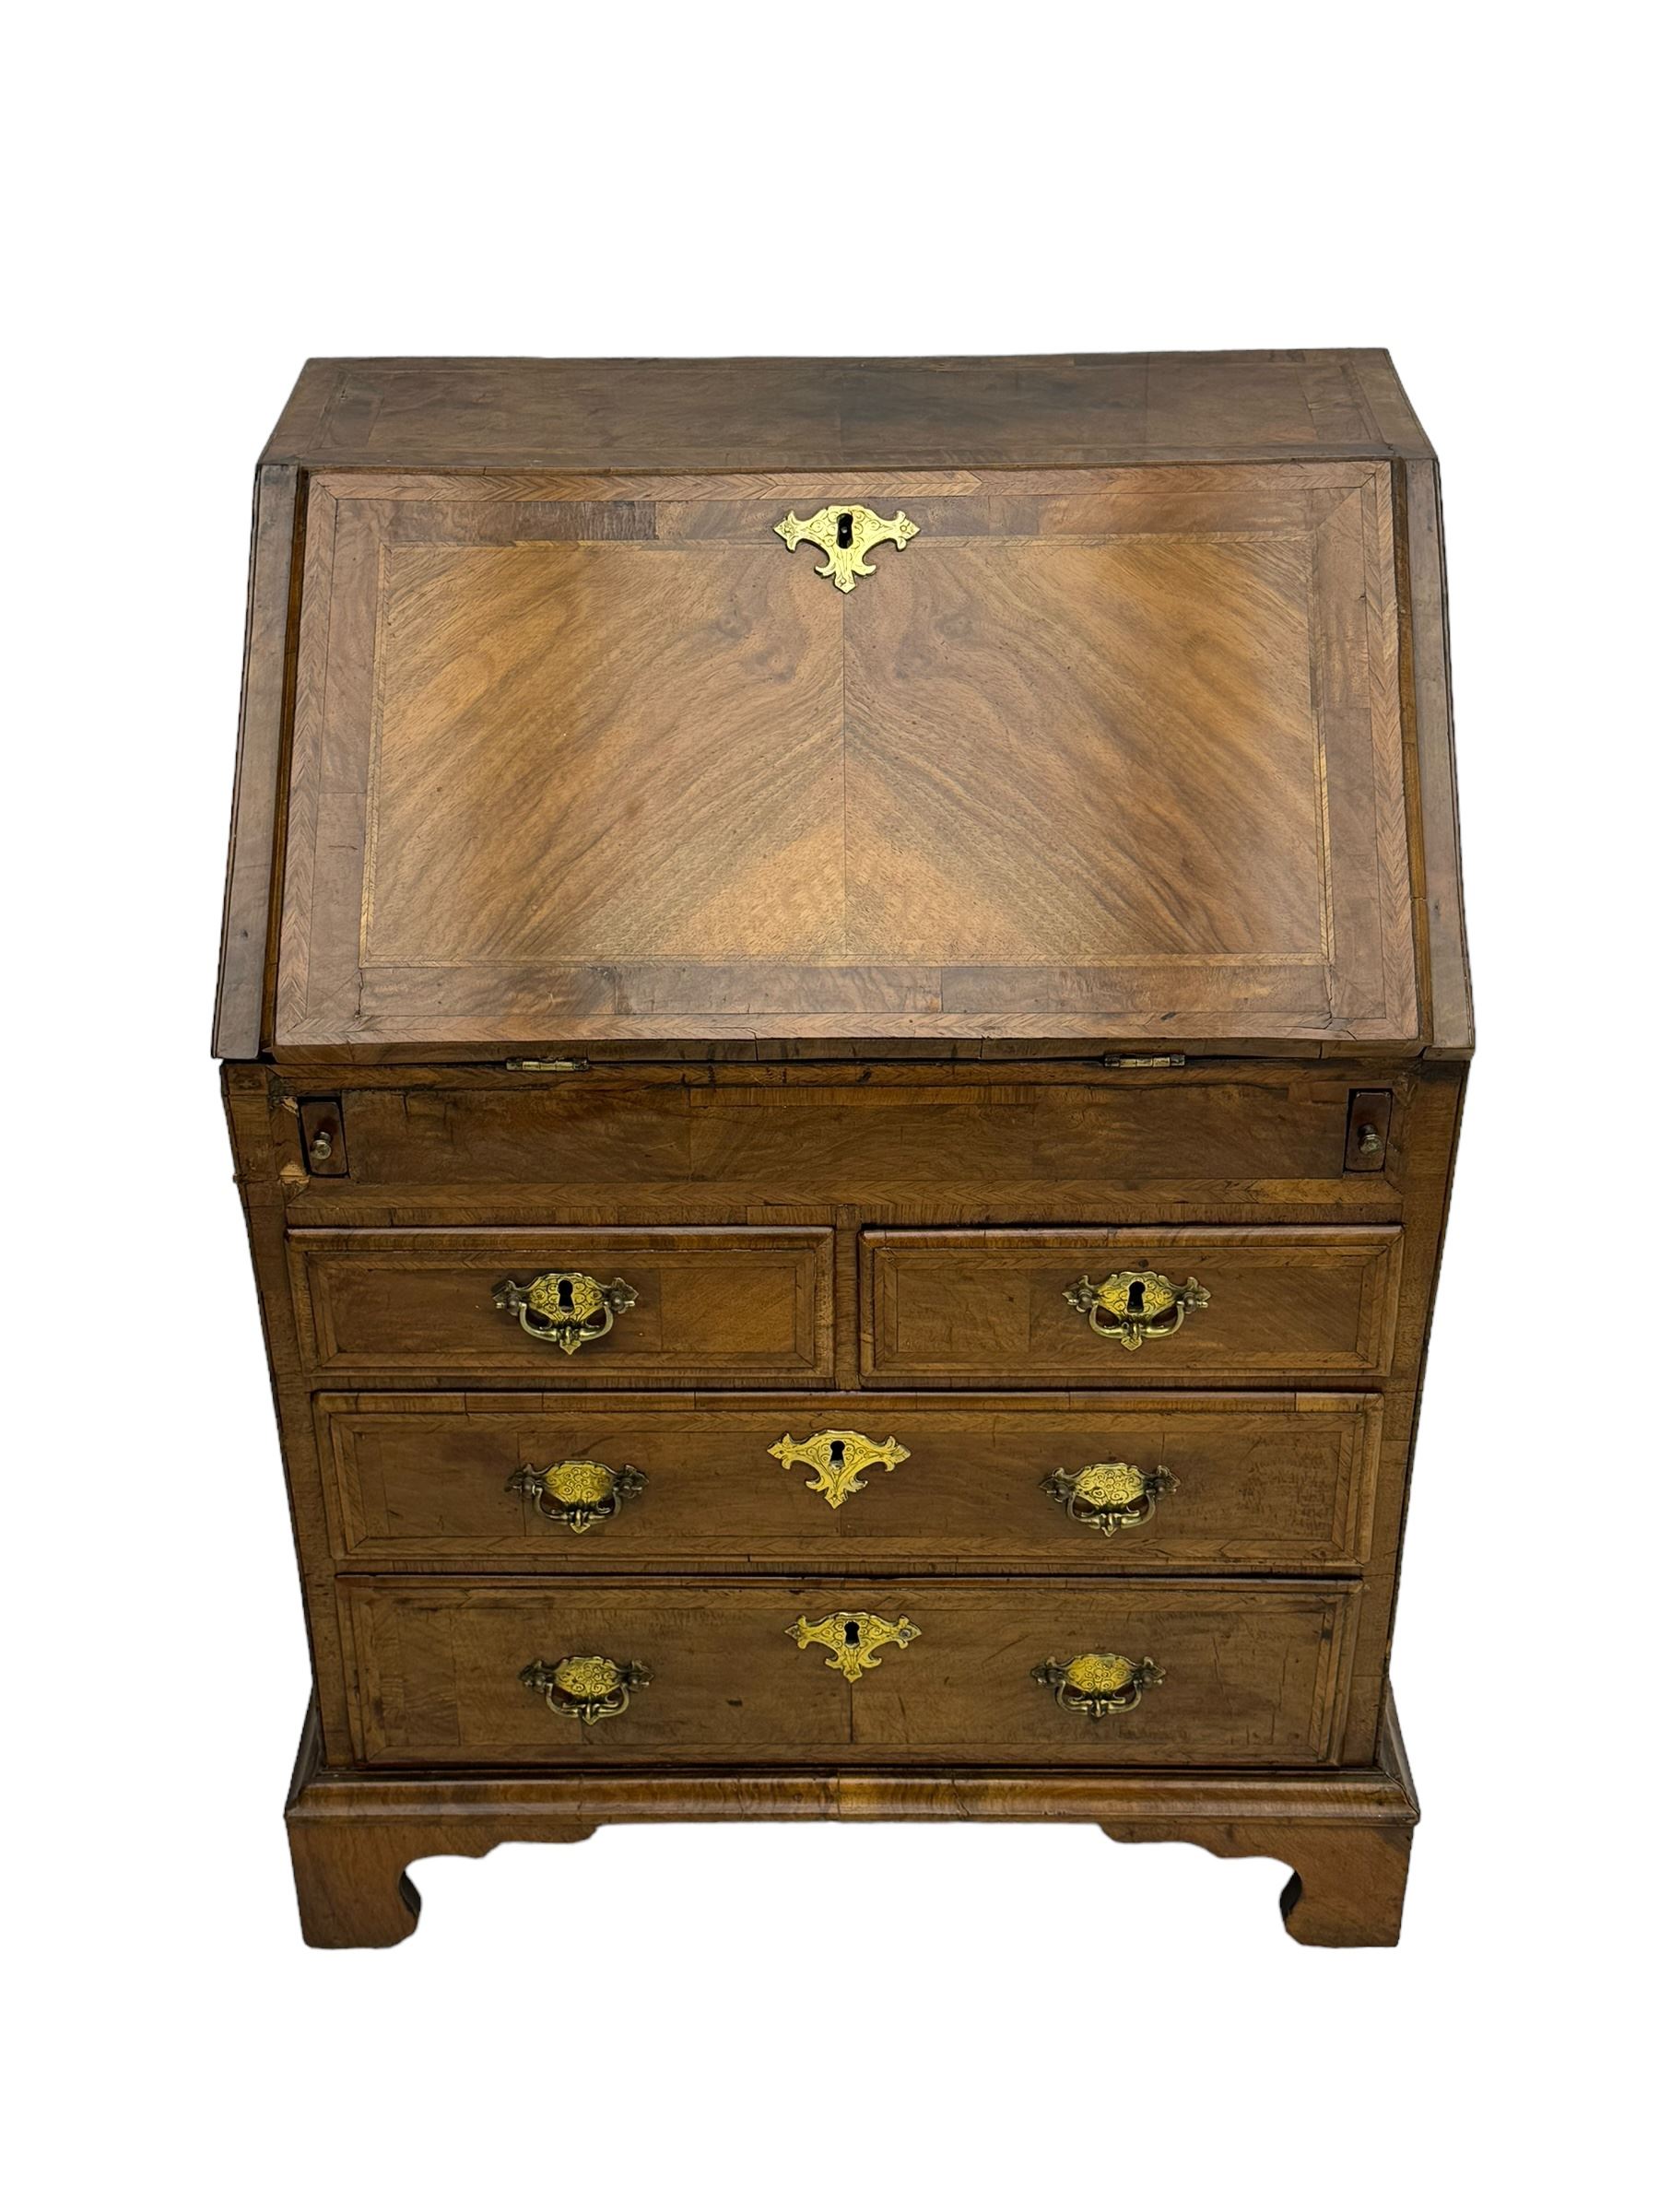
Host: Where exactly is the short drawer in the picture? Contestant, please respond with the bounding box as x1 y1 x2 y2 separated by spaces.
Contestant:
861 1228 1402 1383
288 1228 833 1382
342 1577 1359 1767
318 1391 1382 1571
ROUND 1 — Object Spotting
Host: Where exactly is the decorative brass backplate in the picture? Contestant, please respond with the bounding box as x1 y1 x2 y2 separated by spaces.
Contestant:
493 1268 638 1354
520 1653 652 1725
786 1610 919 1684
1032 1651 1165 1720
1064 1268 1210 1349
769 1429 911 1512
506 1457 648 1534
1041 1460 1177 1537
773 503 918 593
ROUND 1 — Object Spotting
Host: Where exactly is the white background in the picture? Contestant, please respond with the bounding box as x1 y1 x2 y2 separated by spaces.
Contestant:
7 5 1653 2206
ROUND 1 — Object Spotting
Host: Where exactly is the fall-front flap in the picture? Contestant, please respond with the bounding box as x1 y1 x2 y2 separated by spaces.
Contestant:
262 457 1419 1056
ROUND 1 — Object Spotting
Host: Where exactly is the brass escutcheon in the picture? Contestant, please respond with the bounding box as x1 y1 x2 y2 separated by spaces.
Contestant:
773 502 918 593
786 1610 919 1685
769 1429 910 1512
1064 1268 1210 1349
520 1653 652 1725
493 1268 638 1354
1032 1651 1165 1720
1041 1460 1177 1537
506 1457 648 1534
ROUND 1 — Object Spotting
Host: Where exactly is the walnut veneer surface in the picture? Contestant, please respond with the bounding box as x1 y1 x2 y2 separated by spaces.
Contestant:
218 352 1469 1947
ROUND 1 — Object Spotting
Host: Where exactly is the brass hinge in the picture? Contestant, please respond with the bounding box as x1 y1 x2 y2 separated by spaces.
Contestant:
503 1057 591 1073
1100 1053 1187 1069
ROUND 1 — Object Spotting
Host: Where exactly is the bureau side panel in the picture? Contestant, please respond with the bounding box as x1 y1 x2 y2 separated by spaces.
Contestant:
223 1065 358 1759
1335 1056 1464 1759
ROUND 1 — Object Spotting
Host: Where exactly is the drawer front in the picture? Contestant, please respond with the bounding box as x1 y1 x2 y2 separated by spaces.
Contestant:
343 1577 1358 1767
319 1392 1382 1571
330 1071 1375 1206
288 1229 833 1382
862 1228 1402 1383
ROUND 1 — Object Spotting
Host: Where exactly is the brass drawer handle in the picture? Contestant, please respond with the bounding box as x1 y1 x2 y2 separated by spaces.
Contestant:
507 1457 647 1534
493 1268 638 1354
1033 1652 1165 1719
1042 1460 1176 1536
1064 1268 1209 1348
769 1428 910 1512
786 1610 919 1684
520 1654 651 1725
774 502 918 593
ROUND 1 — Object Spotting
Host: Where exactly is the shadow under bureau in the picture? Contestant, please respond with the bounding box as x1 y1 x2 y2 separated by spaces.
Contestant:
216 351 1470 1946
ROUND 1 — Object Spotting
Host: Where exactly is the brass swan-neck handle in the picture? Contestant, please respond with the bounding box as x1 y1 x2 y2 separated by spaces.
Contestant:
507 1457 648 1533
1032 1652 1165 1719
1064 1268 1209 1349
520 1654 651 1725
1042 1460 1177 1535
493 1268 638 1354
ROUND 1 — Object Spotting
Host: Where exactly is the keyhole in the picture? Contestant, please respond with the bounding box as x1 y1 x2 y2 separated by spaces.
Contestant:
828 1440 845 1469
1126 1279 1146 1316
556 1277 575 1310
836 512 854 549
843 1619 861 1646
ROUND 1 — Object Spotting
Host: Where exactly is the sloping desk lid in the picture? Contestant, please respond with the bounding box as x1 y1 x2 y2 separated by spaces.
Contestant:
220 357 1465 1063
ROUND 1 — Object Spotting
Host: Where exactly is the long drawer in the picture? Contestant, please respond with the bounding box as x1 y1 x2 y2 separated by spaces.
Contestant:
288 1227 834 1382
323 1067 1388 1206
318 1391 1382 1571
342 1577 1359 1768
861 1227 1402 1383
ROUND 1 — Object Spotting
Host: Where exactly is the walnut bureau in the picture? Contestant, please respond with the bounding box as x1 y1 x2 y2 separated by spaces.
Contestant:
216 352 1471 1947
